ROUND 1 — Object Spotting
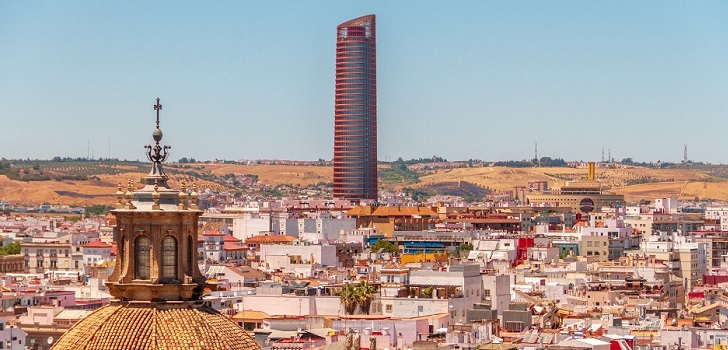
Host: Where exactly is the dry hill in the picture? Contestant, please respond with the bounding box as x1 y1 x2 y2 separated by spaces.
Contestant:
2 162 728 207
416 166 728 202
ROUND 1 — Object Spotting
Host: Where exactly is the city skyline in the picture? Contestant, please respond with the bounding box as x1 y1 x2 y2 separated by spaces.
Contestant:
1 2 727 163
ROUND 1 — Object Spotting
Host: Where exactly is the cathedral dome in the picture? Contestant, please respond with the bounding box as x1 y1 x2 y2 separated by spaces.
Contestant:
51 302 259 349
52 98 260 350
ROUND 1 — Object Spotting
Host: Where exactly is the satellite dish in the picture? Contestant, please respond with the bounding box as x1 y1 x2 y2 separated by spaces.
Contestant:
47 336 54 345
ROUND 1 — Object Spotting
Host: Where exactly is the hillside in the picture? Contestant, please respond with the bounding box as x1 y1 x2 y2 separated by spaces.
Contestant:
416 166 728 202
416 181 492 202
0 161 331 207
2 161 728 206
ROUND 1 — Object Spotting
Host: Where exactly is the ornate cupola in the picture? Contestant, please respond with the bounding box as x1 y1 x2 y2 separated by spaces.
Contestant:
105 98 206 302
52 99 260 350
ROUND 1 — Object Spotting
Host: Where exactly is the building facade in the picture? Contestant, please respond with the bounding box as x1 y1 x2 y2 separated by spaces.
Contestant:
333 14 378 200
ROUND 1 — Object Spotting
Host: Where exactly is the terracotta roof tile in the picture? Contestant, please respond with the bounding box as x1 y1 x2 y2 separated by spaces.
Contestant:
231 310 270 321
202 230 226 236
347 206 437 217
51 303 260 350
245 235 297 244
224 242 248 251
224 235 241 243
82 240 111 248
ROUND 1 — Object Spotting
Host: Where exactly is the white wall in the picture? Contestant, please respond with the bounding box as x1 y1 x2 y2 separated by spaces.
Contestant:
259 244 338 267
241 295 343 316
233 215 271 241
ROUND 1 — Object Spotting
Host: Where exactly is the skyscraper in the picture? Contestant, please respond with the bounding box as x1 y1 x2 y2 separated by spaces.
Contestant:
333 14 378 200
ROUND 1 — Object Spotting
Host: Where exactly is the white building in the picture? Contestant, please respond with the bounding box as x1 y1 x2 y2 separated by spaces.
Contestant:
258 244 338 273
233 213 272 241
200 231 226 263
643 232 708 291
481 273 511 315
81 239 112 266
706 206 728 231
380 264 482 321
0 318 27 350
272 214 356 242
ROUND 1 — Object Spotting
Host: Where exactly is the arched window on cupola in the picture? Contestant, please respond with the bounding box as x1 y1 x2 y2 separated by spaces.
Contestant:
161 236 177 280
187 235 194 275
135 236 151 280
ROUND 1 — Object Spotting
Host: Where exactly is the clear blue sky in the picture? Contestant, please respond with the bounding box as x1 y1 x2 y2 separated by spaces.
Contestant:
1 2 727 163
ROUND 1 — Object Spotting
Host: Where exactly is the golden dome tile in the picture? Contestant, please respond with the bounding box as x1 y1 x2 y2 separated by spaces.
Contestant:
51 303 260 350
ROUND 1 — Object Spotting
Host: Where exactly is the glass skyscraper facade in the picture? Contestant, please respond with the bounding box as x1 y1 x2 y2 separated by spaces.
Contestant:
333 14 377 200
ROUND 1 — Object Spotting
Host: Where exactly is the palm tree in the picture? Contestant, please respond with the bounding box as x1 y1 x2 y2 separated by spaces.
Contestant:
355 281 376 315
340 283 358 315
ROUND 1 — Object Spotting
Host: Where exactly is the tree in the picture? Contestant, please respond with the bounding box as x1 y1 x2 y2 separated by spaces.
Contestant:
355 281 376 315
422 286 434 298
0 158 11 170
340 283 358 315
371 239 398 255
85 204 113 216
460 242 474 252
0 242 21 255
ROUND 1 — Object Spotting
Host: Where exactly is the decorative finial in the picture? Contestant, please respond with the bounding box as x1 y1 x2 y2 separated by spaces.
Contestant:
178 180 188 210
189 182 199 210
124 180 136 210
152 180 161 210
144 97 170 185
115 181 125 209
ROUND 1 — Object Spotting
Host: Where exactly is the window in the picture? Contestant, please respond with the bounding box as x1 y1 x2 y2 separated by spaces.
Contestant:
161 236 177 280
385 304 392 312
188 235 194 274
135 236 151 280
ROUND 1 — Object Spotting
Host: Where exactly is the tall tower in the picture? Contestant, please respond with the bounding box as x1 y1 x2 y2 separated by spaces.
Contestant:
333 14 377 200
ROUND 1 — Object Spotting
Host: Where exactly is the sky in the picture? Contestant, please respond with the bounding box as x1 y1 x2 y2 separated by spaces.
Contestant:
1 2 727 164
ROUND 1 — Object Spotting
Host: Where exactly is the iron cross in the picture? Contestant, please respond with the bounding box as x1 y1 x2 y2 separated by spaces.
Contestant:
154 97 162 128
